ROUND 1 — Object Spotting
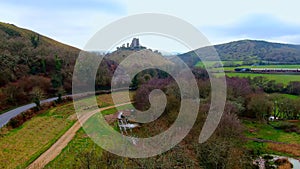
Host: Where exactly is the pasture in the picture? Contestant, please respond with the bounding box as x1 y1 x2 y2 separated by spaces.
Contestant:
225 73 300 85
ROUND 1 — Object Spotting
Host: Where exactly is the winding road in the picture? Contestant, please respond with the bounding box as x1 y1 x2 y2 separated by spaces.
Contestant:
0 97 58 128
0 88 131 128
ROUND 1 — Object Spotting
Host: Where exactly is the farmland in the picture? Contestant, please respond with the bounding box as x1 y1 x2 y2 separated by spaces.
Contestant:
0 92 133 169
195 61 300 84
225 73 300 85
0 103 76 169
195 60 300 69
218 64 300 72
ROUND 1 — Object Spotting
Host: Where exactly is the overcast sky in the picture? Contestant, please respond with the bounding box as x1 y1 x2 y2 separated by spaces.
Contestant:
1 0 300 52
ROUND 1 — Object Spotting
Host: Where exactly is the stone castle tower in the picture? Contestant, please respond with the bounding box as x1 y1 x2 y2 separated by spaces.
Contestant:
130 38 140 48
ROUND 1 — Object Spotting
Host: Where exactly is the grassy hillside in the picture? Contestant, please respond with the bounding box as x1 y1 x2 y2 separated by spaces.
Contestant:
0 22 79 85
0 22 81 110
0 22 118 112
179 40 300 66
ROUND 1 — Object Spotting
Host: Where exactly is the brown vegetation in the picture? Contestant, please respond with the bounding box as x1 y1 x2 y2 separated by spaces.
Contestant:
267 143 300 157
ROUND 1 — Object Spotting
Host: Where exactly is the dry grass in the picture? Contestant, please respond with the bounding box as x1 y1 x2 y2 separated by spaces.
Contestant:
267 143 300 157
0 103 76 168
97 91 135 106
0 114 74 168
278 162 293 169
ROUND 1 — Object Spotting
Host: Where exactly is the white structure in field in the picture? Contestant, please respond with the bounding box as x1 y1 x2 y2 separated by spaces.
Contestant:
117 111 139 145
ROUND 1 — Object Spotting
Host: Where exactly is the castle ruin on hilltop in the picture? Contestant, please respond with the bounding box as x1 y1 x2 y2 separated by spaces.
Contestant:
117 38 146 51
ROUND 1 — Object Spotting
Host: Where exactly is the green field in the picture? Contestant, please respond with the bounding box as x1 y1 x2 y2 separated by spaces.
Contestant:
215 64 300 71
225 73 300 85
45 105 133 168
45 128 104 169
243 120 300 157
0 103 76 169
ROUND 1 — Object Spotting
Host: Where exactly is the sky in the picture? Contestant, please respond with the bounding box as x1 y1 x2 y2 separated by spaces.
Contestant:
1 0 300 53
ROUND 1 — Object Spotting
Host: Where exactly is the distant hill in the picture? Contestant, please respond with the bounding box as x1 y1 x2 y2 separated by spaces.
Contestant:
179 40 300 66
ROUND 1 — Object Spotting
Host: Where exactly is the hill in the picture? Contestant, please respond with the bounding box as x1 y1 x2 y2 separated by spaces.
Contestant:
0 22 79 87
0 22 82 111
179 40 300 66
0 22 171 112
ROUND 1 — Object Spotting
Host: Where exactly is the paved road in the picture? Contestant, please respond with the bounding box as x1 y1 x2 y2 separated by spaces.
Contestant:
0 88 132 128
0 97 58 128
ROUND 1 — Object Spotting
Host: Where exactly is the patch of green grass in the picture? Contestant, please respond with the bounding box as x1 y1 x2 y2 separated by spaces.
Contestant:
244 120 300 144
101 104 134 115
44 128 103 169
0 103 76 169
23 120 76 168
224 73 300 85
214 64 300 71
243 119 300 157
248 65 300 68
280 94 300 99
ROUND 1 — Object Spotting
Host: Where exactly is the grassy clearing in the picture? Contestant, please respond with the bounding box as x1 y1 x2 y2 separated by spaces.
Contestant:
243 120 300 157
45 106 129 168
224 73 300 85
244 120 300 144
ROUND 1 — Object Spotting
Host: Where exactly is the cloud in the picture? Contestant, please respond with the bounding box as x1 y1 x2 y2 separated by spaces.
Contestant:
201 14 300 45
2 0 300 50
0 0 126 49
1 0 125 14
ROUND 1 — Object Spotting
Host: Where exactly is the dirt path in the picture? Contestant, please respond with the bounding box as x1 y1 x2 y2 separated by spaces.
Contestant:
27 102 131 169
